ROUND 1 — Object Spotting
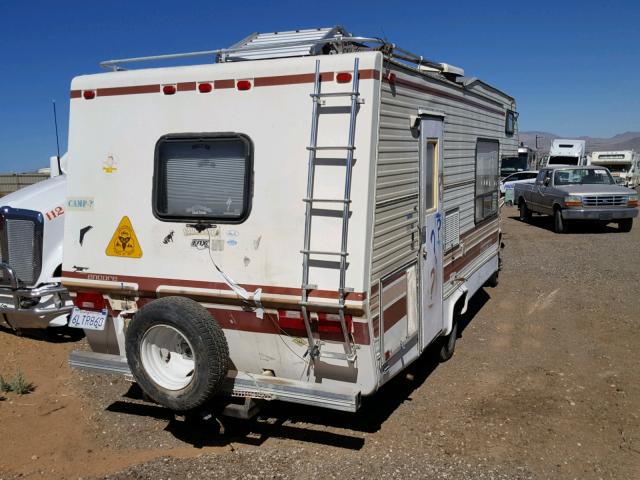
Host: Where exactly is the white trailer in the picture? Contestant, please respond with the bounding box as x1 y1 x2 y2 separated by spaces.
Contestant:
547 139 587 166
63 27 517 413
590 150 639 188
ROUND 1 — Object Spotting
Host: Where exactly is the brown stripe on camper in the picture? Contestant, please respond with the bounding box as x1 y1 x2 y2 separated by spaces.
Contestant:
71 69 381 99
380 268 410 332
444 231 499 281
133 300 371 345
214 79 235 89
382 295 408 332
97 84 160 96
383 75 505 116
254 71 334 87
62 270 365 301
177 82 196 91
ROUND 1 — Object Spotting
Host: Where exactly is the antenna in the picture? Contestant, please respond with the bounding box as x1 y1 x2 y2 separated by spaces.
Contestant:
52 100 61 173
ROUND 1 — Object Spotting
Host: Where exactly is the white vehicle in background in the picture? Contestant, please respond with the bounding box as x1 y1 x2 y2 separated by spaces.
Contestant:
500 170 538 195
546 139 587 166
0 156 73 332
590 150 639 188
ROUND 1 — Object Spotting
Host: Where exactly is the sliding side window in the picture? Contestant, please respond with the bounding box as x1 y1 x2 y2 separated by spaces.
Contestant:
153 134 253 223
475 139 500 223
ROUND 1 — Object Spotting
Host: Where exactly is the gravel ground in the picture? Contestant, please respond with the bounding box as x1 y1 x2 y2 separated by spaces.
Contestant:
1 206 638 479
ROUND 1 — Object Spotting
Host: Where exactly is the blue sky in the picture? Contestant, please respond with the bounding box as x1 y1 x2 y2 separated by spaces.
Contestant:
1 0 639 172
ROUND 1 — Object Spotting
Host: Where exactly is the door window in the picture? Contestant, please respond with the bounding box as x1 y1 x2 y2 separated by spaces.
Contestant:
424 140 439 212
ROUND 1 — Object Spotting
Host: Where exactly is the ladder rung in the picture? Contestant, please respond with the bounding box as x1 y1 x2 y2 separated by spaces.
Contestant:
307 146 355 151
303 198 351 204
320 350 356 361
301 249 348 256
310 92 360 98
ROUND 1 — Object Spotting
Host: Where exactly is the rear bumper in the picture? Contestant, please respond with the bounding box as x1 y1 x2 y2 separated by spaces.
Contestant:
68 350 362 412
562 207 638 221
0 262 72 329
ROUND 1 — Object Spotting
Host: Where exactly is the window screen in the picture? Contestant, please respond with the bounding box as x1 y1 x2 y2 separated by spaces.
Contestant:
154 134 252 222
475 139 499 223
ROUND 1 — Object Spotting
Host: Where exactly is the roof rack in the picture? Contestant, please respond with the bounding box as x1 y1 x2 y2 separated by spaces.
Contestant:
99 26 447 73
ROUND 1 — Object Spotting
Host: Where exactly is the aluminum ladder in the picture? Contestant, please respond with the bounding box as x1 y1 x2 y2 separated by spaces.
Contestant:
300 57 361 362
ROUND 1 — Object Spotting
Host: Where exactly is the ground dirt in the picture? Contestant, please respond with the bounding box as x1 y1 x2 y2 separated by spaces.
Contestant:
0 207 639 479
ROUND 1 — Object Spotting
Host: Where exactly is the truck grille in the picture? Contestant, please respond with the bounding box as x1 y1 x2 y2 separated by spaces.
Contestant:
582 195 627 207
0 208 43 287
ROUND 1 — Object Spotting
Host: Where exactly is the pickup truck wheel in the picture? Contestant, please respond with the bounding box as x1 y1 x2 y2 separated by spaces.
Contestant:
519 201 531 222
618 218 633 232
554 208 569 234
437 321 458 362
125 296 229 411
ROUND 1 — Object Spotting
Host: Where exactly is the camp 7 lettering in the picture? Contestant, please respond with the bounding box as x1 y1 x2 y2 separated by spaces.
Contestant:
45 206 64 221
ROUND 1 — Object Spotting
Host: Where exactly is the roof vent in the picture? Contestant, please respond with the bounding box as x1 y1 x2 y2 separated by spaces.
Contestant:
439 63 464 80
219 26 350 62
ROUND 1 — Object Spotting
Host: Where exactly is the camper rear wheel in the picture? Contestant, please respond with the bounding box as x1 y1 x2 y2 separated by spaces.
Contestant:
125 296 229 411
437 321 458 362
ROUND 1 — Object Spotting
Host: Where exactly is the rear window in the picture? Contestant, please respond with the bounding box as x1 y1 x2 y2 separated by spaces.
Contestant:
153 134 252 223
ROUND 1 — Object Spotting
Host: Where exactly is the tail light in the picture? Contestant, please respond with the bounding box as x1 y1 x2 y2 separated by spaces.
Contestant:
74 292 106 311
162 85 177 95
236 80 252 91
198 82 213 93
336 72 352 83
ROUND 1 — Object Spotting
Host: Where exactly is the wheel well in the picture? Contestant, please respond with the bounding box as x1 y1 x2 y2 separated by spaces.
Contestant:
53 264 62 278
553 203 561 212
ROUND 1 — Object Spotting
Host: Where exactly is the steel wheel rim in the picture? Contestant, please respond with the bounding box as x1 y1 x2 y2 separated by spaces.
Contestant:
140 324 195 390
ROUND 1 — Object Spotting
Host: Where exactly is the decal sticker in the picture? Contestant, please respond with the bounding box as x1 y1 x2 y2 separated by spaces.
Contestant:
227 239 238 247
163 231 175 244
103 154 118 173
87 273 119 281
210 239 225 251
45 206 64 221
226 230 239 237
183 225 217 236
79 226 93 245
72 265 89 272
105 216 143 258
66 197 95 211
253 235 262 250
191 239 209 250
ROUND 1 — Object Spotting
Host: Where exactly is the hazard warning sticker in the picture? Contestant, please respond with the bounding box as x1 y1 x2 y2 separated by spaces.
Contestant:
106 216 142 258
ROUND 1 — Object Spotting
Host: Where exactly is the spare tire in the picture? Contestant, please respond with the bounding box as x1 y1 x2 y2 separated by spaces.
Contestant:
125 296 229 411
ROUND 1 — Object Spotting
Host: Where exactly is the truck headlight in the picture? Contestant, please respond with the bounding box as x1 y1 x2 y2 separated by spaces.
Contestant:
564 195 582 207
628 194 638 207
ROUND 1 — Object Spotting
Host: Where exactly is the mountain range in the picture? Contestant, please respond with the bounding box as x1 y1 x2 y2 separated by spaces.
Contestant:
519 131 640 153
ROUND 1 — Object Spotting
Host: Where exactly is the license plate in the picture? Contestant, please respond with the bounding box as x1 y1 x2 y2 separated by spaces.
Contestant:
599 213 613 221
69 308 108 330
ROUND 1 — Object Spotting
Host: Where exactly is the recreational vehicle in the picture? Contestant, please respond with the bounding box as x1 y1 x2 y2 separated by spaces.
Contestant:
63 27 517 413
590 150 639 188
546 139 587 166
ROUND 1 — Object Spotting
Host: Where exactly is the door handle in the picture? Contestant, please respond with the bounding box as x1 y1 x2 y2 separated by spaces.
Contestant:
421 244 428 260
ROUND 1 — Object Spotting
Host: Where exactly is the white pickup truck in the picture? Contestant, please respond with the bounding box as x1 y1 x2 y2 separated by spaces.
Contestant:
0 156 73 332
514 165 638 233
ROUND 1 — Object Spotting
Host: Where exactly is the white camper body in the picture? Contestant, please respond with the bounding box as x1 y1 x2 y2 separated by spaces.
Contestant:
63 28 517 412
589 150 639 188
547 139 587 166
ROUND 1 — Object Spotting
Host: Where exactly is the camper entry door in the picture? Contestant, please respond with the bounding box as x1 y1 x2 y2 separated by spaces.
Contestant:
419 115 444 348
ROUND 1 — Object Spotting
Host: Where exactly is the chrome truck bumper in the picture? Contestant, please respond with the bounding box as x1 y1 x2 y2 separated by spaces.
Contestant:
69 350 361 412
0 262 73 330
562 207 638 221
